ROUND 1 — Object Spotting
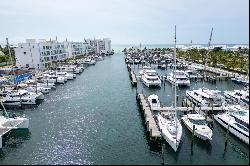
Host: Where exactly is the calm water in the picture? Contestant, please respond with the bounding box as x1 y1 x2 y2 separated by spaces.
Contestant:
0 50 248 165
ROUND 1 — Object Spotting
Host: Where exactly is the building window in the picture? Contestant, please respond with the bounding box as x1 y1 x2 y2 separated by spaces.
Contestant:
24 52 26 55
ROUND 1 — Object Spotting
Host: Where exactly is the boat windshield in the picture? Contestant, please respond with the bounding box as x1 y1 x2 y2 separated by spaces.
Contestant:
148 78 159 81
146 72 157 76
190 119 207 125
152 99 157 104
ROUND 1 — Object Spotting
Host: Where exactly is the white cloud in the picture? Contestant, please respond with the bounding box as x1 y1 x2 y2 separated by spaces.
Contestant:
0 0 248 44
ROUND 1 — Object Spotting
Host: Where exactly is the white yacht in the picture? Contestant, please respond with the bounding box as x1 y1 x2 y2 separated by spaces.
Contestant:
141 69 161 88
0 98 29 148
214 105 249 145
1 89 44 106
186 88 225 107
147 94 161 110
231 76 249 86
43 74 66 84
166 70 190 86
181 113 213 141
96 56 104 61
240 91 249 108
156 112 182 152
84 59 96 65
57 66 78 76
56 72 74 80
40 82 56 89
72 66 81 74
77 65 84 73
0 113 29 129
24 79 56 90
134 59 140 64
185 69 203 79
224 89 248 105
18 83 50 94
0 113 29 148
155 26 182 152
139 66 151 75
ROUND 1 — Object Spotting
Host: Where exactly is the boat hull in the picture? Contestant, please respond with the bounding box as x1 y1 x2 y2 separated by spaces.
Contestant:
214 114 249 145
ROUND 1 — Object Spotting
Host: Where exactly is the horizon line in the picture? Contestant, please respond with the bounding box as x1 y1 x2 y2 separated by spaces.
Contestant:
112 43 249 45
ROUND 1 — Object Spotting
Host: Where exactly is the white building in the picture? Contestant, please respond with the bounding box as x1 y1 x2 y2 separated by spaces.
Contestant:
85 38 111 54
15 38 111 69
64 41 88 58
15 39 69 69
227 45 249 51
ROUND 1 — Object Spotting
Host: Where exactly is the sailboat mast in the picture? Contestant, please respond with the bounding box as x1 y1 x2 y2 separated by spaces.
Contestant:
6 38 16 85
174 25 178 148
204 28 213 72
174 25 177 114
203 28 213 87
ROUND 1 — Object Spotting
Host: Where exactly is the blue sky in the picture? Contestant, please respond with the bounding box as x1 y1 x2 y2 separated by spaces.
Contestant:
0 0 249 45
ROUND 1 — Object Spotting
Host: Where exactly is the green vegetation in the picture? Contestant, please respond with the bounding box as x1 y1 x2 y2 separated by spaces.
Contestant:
123 46 249 74
0 45 15 64
176 47 249 74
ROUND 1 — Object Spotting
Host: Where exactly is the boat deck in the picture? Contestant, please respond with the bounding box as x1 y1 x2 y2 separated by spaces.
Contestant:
0 118 26 148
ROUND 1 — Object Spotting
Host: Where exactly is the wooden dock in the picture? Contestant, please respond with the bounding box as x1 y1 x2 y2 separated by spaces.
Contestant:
127 64 131 72
136 93 161 140
150 98 226 122
151 105 224 112
129 71 137 86
127 64 137 86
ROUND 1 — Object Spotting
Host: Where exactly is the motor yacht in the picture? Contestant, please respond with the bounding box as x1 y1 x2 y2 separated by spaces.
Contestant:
139 66 151 75
214 105 249 145
141 69 161 88
181 113 213 141
147 94 161 110
167 70 190 86
186 88 224 107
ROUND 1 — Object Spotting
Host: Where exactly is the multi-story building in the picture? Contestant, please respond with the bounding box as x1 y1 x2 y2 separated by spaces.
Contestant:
85 38 111 54
64 41 89 58
14 38 111 69
15 39 69 69
15 39 92 69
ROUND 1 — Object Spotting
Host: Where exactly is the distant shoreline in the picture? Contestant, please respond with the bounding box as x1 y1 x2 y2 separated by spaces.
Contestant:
112 43 249 46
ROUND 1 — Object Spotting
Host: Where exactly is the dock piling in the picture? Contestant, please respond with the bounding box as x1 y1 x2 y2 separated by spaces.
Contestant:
225 123 230 148
191 124 195 147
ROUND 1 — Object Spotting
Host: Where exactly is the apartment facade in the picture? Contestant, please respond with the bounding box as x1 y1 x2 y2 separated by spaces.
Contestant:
15 39 90 69
65 41 88 58
85 38 112 54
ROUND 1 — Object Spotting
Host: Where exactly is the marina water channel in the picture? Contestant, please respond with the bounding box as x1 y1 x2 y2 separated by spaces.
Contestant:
0 51 248 165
